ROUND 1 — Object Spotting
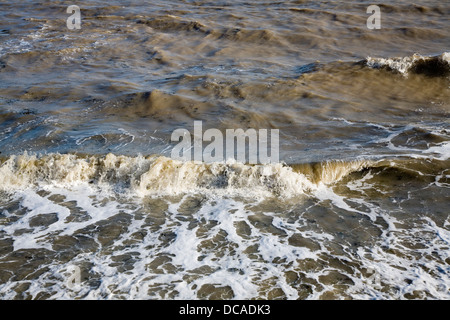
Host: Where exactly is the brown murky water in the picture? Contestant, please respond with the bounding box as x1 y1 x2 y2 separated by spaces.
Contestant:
0 0 449 299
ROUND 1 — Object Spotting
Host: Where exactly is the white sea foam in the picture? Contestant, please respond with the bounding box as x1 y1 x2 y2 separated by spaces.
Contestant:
366 52 450 76
426 141 450 160
1 181 449 299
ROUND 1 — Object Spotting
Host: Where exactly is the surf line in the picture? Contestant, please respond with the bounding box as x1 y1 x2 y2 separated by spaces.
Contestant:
171 121 279 164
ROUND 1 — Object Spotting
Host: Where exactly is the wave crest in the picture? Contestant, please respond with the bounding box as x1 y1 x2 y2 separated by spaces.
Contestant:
1 153 446 198
365 52 450 76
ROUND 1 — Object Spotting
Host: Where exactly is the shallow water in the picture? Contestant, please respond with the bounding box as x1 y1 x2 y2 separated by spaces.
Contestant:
0 0 449 299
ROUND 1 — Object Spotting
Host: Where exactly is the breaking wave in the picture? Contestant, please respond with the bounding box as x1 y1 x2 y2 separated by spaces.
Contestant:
365 52 450 76
0 153 447 199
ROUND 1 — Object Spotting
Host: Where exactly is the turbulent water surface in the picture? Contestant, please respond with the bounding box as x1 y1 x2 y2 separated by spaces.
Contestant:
0 0 449 299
